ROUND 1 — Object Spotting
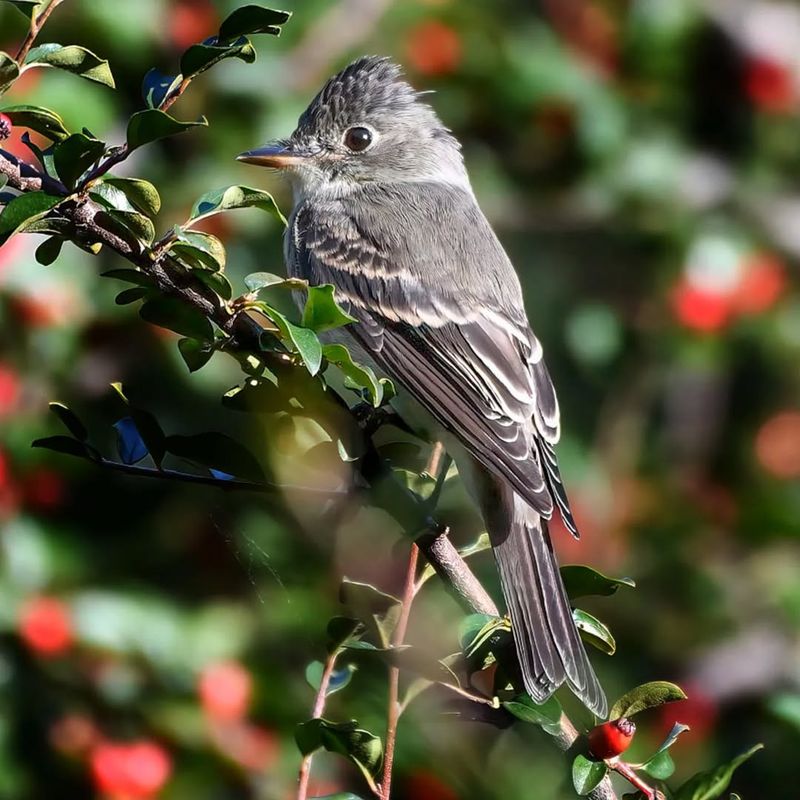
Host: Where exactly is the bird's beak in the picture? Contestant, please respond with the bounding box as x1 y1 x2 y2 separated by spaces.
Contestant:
236 142 310 169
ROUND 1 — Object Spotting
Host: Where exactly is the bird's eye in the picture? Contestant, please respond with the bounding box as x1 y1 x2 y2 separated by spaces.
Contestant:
343 126 373 152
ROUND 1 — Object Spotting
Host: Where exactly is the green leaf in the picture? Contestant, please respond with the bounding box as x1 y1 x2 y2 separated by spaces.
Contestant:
0 191 61 242
102 178 161 216
218 5 291 40
340 579 401 648
141 69 182 109
126 109 207 152
115 287 149 305
169 229 226 271
503 694 563 736
573 608 616 655
1 104 69 140
31 435 96 460
641 749 676 780
323 343 383 407
572 755 608 796
139 297 213 340
302 284 357 332
24 44 115 88
180 36 255 79
326 616 363 652
49 402 88 440
458 613 511 669
1 1 42 19
194 269 232 300
561 565 636 599
189 184 285 226
35 235 63 265
0 52 20 92
258 304 322 375
674 745 763 800
610 681 687 721
53 132 106 189
305 661 355 696
101 269 156 288
100 209 155 245
244 271 288 292
109 384 167 467
177 338 214 373
295 719 382 790
165 432 265 483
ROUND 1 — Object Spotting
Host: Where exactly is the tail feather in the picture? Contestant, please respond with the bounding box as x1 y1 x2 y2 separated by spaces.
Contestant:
489 486 607 717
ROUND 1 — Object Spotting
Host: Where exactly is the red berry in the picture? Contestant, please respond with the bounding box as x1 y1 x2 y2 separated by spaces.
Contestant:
587 717 636 760
90 740 171 798
18 596 73 656
0 113 11 141
198 661 252 721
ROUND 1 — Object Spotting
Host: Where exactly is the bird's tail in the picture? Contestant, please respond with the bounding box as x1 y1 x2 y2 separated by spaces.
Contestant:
486 485 607 717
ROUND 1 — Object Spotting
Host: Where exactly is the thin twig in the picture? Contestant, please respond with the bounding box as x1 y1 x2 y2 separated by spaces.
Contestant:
160 75 192 113
611 761 658 800
380 544 418 800
296 651 339 800
14 0 65 64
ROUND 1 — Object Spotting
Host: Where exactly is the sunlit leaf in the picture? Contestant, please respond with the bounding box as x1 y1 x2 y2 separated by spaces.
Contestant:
0 104 69 140
573 608 616 655
323 343 383 407
302 284 357 332
102 177 161 216
609 681 687 721
503 694 563 736
189 184 285 226
257 304 322 376
0 191 61 242
126 109 207 151
169 229 226 271
25 44 115 88
572 755 608 796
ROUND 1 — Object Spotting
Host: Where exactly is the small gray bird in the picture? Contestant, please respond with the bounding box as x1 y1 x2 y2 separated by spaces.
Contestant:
238 56 607 717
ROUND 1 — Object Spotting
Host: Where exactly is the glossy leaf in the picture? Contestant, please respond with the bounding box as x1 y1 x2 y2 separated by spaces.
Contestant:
139 297 213 340
0 52 20 92
1 104 69 140
0 191 61 242
459 613 511 664
641 749 676 780
674 745 763 800
609 681 687 721
180 36 255 79
503 694 563 736
126 109 207 151
572 755 608 796
189 185 285 226
35 236 63 265
244 271 288 292
102 178 161 216
561 565 636 599
104 209 155 245
218 5 291 40
53 132 105 188
302 284 357 332
573 608 616 655
25 44 115 88
323 344 383 407
113 417 148 464
141 69 182 109
258 304 322 375
177 338 214 373
169 229 226 271
165 432 265 482
49 402 88 441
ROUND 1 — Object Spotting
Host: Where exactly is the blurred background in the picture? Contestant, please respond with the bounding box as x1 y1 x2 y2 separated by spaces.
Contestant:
1 0 799 797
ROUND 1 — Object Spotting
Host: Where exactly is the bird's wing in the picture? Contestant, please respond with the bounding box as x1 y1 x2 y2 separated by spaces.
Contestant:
290 183 576 527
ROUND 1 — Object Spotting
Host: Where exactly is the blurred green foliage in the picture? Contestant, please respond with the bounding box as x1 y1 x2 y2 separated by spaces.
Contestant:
1 0 799 798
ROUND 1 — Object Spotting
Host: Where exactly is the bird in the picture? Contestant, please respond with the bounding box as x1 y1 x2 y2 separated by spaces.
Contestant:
237 56 607 718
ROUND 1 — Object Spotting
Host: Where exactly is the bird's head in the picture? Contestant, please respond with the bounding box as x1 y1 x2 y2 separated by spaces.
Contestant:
237 56 468 198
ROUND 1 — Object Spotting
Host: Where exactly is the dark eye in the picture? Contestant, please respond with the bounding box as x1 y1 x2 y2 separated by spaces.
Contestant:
343 126 373 152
